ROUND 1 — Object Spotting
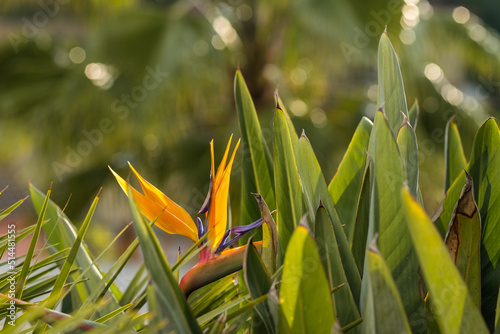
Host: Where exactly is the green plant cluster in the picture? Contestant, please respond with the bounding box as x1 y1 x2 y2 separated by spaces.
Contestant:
1 33 500 333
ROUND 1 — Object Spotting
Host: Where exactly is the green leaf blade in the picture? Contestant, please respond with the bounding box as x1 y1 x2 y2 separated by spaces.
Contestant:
243 240 275 334
0 197 27 222
47 189 101 308
127 185 201 334
296 134 361 302
402 186 489 333
16 188 50 300
273 107 303 263
444 173 481 307
377 33 408 134
315 206 361 329
234 71 275 236
444 118 467 192
360 242 412 334
279 226 335 333
328 116 372 244
468 118 500 329
29 184 120 314
368 110 423 327
397 118 419 196
408 99 419 130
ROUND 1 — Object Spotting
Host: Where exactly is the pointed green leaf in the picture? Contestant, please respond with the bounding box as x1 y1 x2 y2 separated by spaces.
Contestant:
397 117 419 196
243 239 275 334
377 33 408 134
207 313 226 334
127 185 201 334
196 295 252 326
433 170 467 237
16 189 49 300
296 134 361 302
234 71 275 235
351 163 371 275
80 225 140 309
29 184 120 313
314 206 360 329
408 99 419 130
468 118 500 329
276 94 299 147
402 186 489 333
360 241 412 334
274 107 303 263
328 116 372 244
0 196 27 222
188 275 236 316
94 303 133 324
444 118 466 192
252 193 278 275
46 189 100 309
279 226 335 333
444 173 481 307
119 263 146 306
368 110 423 325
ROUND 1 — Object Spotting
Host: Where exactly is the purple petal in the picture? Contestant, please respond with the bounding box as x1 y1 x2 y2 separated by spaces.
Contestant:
196 217 205 240
198 174 213 214
215 230 231 255
231 218 263 235
214 218 264 255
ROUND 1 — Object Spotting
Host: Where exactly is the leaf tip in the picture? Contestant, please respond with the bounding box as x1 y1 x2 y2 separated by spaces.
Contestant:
368 234 380 254
0 185 8 194
298 214 311 231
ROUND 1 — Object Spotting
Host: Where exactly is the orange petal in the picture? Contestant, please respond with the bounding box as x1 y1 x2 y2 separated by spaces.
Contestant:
109 166 198 242
109 166 129 194
127 163 195 230
210 140 215 180
214 134 233 190
207 138 240 251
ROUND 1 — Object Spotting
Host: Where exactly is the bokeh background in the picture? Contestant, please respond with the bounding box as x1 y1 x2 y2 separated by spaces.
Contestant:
1 0 500 261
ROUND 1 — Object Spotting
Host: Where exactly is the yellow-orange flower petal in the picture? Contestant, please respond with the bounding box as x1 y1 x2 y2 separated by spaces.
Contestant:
206 137 240 251
109 166 198 242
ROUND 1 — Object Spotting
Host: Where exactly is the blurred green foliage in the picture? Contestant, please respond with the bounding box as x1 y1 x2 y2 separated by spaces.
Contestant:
1 0 500 221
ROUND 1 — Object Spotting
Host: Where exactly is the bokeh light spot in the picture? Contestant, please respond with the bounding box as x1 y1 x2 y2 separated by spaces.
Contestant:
452 6 470 24
69 46 86 64
290 99 308 117
424 63 443 82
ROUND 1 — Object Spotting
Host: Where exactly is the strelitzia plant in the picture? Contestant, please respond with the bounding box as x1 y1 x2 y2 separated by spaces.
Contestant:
4 32 500 334
109 136 267 297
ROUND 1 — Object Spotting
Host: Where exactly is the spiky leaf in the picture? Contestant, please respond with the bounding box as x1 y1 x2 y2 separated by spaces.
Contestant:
402 187 489 333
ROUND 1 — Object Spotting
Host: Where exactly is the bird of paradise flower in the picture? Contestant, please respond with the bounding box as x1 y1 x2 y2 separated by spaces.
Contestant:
109 136 267 296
